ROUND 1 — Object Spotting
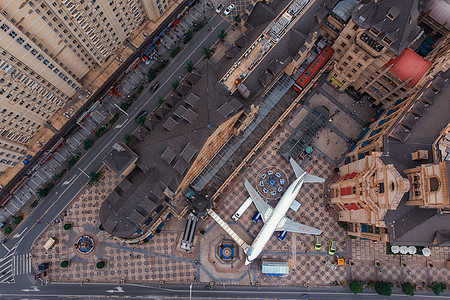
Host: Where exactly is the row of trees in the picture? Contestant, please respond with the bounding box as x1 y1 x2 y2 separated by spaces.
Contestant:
349 280 447 296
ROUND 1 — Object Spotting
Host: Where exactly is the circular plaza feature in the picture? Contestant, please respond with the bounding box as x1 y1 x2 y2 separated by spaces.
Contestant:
256 166 288 199
75 235 95 255
220 244 235 260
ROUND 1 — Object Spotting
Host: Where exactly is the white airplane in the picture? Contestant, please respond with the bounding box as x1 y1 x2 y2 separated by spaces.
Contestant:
244 158 325 265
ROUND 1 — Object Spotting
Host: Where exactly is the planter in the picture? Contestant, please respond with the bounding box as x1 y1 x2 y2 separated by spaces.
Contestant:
60 260 70 268
63 223 72 230
374 259 380 267
96 260 106 269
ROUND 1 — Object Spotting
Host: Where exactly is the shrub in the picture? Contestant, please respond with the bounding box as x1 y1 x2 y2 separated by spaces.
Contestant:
37 188 49 198
171 80 179 90
67 155 80 167
375 281 392 296
402 282 414 296
99 224 105 231
120 102 130 111
63 223 72 230
430 282 447 295
53 174 62 182
60 260 69 268
95 127 106 138
349 281 363 294
13 215 23 224
376 262 381 266
96 261 106 269
83 139 93 150
158 97 164 106
137 85 144 94
88 171 103 186
170 47 181 58
4 227 12 235
136 115 146 125
193 22 204 32
218 29 227 41
186 60 195 73
234 14 241 23
124 134 132 144
183 31 193 43
30 200 39 208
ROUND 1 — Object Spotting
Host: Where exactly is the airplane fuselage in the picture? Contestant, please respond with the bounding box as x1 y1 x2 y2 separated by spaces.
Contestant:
246 173 307 264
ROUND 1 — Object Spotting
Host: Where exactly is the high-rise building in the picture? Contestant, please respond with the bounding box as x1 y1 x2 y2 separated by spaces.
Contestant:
0 0 176 172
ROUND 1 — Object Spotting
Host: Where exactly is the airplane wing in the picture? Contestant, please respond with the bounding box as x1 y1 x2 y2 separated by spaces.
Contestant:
275 217 323 235
244 180 273 222
289 158 304 178
304 174 325 183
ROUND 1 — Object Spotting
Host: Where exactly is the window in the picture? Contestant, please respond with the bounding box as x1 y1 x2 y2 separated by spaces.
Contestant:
0 24 10 32
370 27 380 36
347 55 353 61
352 69 357 73
16 37 25 44
37 54 44 61
363 56 369 61
353 48 359 54
382 37 393 45
378 182 385 194
357 63 362 68
343 62 348 66
9 31 18 38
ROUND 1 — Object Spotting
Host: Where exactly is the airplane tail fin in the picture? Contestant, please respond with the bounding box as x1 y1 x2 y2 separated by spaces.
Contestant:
289 158 304 178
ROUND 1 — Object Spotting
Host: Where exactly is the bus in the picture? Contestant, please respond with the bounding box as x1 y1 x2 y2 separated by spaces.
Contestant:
232 197 252 221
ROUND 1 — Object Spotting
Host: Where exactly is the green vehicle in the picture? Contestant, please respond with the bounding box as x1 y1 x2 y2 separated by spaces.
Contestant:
314 235 322 250
328 239 337 255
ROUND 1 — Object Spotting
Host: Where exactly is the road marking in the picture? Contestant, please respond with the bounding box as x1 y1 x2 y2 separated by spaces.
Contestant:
13 227 28 239
21 286 39 292
106 287 124 293
115 119 128 129
62 175 77 186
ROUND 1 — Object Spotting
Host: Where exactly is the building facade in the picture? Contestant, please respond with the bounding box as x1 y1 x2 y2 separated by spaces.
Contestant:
0 0 175 172
327 0 450 107
329 69 450 244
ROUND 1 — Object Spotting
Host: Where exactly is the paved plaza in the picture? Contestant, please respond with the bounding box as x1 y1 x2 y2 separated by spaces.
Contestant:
31 81 449 289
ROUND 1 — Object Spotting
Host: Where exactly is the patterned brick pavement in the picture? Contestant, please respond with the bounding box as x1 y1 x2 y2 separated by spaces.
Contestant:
350 239 450 285
199 127 349 285
32 171 197 284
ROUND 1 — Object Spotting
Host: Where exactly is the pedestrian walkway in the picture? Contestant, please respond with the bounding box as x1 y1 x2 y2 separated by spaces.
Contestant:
0 249 14 283
12 253 32 276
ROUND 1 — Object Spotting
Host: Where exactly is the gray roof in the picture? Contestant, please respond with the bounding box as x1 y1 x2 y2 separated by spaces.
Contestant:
102 142 137 176
352 0 423 55
100 59 245 238
383 70 450 246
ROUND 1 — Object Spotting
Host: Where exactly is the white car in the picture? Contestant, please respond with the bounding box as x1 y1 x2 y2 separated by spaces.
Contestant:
223 4 235 15
216 3 224 14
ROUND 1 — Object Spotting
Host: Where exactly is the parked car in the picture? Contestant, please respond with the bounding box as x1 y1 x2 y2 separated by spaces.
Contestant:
252 212 261 223
314 235 322 251
150 82 160 93
328 239 337 255
223 4 235 15
136 111 147 121
216 3 224 14
277 230 287 241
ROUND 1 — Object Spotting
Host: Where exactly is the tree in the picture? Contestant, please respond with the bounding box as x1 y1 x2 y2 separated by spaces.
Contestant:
124 134 132 144
202 47 212 59
402 282 415 296
186 60 195 73
349 281 363 294
158 97 164 106
83 139 93 150
218 29 227 41
37 188 50 198
88 171 103 186
96 261 106 269
170 47 181 58
375 281 392 296
234 14 241 23
171 80 179 90
60 260 69 268
183 31 193 44
4 227 12 235
430 282 447 295
63 223 72 230
136 115 146 125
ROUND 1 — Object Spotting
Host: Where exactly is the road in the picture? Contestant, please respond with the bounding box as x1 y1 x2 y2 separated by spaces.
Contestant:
0 12 229 290
0 282 449 299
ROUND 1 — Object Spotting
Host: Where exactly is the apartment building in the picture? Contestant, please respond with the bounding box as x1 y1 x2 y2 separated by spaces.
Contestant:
0 0 175 172
327 0 449 107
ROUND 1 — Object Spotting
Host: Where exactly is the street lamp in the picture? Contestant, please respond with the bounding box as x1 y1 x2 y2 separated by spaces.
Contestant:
189 283 193 300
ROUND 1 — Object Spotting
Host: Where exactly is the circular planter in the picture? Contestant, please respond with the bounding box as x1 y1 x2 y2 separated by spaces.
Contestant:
96 261 106 269
63 223 72 230
60 260 70 268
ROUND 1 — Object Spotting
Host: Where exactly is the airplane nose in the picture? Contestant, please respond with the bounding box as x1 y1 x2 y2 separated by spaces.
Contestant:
245 258 252 265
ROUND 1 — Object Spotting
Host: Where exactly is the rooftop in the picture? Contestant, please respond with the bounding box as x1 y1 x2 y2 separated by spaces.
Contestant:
383 48 432 88
102 142 138 176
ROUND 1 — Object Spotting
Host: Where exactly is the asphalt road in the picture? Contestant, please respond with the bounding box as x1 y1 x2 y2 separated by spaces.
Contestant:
0 282 449 299
0 12 229 291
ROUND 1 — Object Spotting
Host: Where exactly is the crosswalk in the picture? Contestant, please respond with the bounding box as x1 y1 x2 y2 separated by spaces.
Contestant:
0 252 33 283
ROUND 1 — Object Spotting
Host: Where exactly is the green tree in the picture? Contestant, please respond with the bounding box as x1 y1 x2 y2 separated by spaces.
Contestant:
67 155 80 167
218 29 227 41
63 223 72 230
136 115 147 125
13 215 23 224
172 80 179 90
349 281 363 295
96 261 106 269
375 281 392 296
401 282 415 296
83 139 93 150
158 97 164 106
234 14 241 23
95 127 106 138
137 85 144 94
202 47 212 59
4 227 12 235
88 171 103 186
183 31 193 44
37 188 50 198
430 282 447 295
124 134 132 144
170 47 181 58
186 60 195 73
60 260 69 268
